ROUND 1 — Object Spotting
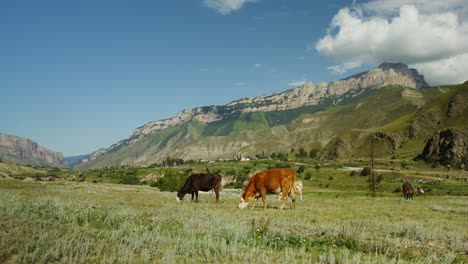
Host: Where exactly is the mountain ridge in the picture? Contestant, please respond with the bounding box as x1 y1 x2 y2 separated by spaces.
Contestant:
129 62 429 143
74 62 440 168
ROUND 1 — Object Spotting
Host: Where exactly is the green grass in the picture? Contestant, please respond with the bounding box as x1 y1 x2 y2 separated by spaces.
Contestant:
1 166 467 263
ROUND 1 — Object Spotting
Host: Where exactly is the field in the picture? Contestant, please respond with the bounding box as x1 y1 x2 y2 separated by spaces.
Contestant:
1 164 467 263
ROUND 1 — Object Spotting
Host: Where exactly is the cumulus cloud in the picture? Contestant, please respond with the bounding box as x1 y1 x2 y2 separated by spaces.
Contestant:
316 1 468 85
203 0 257 15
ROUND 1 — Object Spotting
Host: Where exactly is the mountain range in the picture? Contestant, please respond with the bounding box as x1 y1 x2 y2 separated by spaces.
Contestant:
72 63 467 169
2 62 465 169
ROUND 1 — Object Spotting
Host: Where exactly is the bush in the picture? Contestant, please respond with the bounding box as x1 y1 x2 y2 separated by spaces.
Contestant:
118 174 140 185
153 171 187 192
349 170 357 176
297 165 306 174
304 172 312 180
360 167 371 176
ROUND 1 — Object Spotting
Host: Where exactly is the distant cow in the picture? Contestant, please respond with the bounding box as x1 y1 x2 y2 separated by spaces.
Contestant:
177 173 222 202
238 168 296 210
277 180 303 201
402 182 424 200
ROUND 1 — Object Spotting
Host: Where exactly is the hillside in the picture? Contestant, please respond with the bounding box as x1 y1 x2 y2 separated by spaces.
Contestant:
320 82 468 164
75 63 439 169
0 161 47 178
0 133 66 168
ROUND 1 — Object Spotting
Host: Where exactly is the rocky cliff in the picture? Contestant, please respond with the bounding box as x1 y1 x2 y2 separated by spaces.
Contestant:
129 63 428 143
0 133 66 167
418 127 468 167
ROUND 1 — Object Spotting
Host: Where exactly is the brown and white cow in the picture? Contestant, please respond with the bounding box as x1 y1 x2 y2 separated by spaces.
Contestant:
238 168 296 210
402 182 424 200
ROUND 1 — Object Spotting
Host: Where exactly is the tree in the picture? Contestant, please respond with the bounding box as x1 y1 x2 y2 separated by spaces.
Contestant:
360 167 371 176
309 148 320 159
297 165 306 174
296 148 307 158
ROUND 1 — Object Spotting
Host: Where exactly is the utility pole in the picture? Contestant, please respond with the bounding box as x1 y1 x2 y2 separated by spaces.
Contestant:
369 135 377 198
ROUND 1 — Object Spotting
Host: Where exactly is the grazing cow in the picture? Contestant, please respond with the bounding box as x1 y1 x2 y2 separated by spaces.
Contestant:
238 168 296 210
402 182 424 200
277 180 303 201
177 173 222 202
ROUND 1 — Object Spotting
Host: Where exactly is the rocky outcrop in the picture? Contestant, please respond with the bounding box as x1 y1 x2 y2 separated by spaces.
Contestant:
418 127 468 166
0 133 66 167
447 91 467 118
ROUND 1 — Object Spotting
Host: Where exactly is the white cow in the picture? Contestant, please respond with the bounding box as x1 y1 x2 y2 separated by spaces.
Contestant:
277 180 303 201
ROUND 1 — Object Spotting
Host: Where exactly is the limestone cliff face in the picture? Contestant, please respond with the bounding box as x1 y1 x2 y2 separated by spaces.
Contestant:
128 63 428 143
83 62 429 163
0 133 66 167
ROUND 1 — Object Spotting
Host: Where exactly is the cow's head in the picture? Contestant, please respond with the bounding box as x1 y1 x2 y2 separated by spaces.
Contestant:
238 192 250 209
416 186 424 194
176 191 184 202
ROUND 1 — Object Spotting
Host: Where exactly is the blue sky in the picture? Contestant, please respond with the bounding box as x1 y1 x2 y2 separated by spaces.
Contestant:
1 0 467 156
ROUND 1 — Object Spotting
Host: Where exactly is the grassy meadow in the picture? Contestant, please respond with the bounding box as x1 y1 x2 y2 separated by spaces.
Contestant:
1 163 467 264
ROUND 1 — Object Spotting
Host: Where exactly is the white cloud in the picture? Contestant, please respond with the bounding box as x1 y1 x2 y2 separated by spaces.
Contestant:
288 80 307 87
254 63 262 68
316 1 468 85
203 0 257 15
199 68 209 72
411 54 468 85
362 0 468 17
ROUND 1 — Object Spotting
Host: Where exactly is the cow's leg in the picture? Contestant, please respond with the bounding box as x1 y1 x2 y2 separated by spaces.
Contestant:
251 196 258 209
291 189 296 210
215 188 220 202
191 192 195 201
261 193 267 209
279 188 289 210
195 191 199 202
279 194 287 209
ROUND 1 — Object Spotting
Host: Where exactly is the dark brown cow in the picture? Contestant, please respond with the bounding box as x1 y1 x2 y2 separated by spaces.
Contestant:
238 168 296 209
402 182 424 200
177 173 222 202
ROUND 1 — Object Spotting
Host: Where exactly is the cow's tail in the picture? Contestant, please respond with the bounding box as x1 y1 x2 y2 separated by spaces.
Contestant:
289 169 296 197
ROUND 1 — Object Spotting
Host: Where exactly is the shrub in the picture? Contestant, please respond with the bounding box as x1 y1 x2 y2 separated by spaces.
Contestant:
297 165 306 174
360 167 371 176
400 161 408 169
118 174 140 185
309 148 320 159
153 171 187 192
376 175 383 183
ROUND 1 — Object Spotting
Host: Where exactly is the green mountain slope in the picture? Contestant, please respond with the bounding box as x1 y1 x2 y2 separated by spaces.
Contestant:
320 82 467 162
76 83 459 169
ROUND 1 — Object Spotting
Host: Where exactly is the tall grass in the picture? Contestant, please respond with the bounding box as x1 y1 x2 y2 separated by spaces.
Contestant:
0 180 466 263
